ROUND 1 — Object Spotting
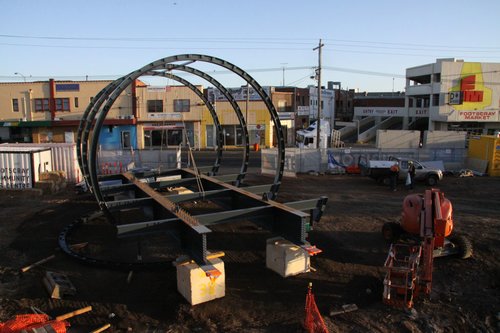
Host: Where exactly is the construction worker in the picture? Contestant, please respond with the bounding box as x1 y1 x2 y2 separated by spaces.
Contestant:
408 161 416 189
390 163 399 191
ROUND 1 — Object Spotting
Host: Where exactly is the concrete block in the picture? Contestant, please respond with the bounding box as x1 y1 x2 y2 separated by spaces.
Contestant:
266 237 310 277
176 258 225 305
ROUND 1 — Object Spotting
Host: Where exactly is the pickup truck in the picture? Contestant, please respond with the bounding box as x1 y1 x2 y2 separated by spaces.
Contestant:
361 156 443 186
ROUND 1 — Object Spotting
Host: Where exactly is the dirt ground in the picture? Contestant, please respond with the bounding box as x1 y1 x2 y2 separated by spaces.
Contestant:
0 171 499 332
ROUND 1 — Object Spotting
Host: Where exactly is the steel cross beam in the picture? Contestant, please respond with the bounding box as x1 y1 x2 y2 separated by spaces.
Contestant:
121 171 211 265
105 169 320 259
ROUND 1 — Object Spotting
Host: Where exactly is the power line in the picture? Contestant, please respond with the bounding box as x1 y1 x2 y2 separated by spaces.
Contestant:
1 34 500 53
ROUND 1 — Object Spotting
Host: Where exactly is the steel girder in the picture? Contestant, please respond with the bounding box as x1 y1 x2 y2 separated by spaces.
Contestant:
78 168 327 267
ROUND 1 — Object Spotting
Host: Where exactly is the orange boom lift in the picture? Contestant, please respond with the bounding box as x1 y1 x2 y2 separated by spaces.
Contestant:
381 189 472 308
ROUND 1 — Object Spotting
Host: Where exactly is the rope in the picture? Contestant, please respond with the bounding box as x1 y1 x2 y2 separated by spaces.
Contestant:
181 116 205 199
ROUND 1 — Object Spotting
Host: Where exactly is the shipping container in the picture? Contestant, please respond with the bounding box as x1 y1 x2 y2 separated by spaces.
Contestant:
0 147 52 190
0 143 79 182
468 135 500 176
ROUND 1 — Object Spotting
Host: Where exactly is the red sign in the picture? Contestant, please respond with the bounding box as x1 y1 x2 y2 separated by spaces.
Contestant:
460 75 484 102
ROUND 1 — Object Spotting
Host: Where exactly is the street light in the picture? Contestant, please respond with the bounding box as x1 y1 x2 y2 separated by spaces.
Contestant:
14 72 27 82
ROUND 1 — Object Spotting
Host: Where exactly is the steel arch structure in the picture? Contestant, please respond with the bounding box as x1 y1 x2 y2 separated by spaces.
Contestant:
69 55 326 272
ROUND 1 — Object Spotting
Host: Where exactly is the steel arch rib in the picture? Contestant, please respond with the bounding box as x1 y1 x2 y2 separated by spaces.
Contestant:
77 78 126 191
148 70 224 176
160 64 249 184
88 54 285 208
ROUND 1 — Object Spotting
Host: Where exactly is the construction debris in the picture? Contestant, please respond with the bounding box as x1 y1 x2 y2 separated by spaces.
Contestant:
0 306 92 333
20 255 56 273
330 304 359 316
43 271 77 299
90 323 111 333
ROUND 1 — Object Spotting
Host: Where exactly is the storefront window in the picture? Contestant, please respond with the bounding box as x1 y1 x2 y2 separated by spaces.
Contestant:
144 128 184 149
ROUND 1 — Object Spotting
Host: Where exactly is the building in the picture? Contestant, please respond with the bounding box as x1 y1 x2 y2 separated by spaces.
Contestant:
0 80 136 149
206 86 273 148
353 91 406 120
406 58 500 135
308 86 335 130
135 83 205 150
328 81 355 123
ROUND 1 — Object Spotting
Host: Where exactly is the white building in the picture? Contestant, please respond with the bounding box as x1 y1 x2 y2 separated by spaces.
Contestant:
308 86 335 129
405 58 500 135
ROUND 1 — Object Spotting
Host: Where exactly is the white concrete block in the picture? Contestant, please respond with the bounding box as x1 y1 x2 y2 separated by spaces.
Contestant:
176 258 225 305
266 237 310 277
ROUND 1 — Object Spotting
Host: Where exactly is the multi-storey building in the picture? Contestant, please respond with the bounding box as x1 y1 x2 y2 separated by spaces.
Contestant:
406 58 500 135
135 83 205 150
0 80 136 148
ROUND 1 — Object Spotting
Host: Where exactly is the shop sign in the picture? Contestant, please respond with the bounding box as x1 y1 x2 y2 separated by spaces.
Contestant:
147 113 182 120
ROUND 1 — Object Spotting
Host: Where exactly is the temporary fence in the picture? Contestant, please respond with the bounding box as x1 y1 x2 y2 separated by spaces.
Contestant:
97 148 181 175
262 147 468 176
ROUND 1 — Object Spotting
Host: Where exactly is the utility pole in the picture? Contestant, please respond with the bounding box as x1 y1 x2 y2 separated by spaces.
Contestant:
313 39 324 149
280 63 288 86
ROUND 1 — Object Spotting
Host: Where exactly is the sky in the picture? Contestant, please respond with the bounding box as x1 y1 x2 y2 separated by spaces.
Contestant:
1 0 500 92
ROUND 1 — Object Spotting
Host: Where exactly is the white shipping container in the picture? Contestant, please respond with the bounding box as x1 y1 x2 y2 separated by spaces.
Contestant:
0 143 79 182
0 147 52 190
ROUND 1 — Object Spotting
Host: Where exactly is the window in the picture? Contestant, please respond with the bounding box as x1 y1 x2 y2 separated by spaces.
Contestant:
278 100 287 112
174 99 190 112
433 73 441 83
74 97 79 108
34 98 50 112
222 125 243 146
55 98 70 111
12 99 19 112
147 100 163 113
432 94 440 106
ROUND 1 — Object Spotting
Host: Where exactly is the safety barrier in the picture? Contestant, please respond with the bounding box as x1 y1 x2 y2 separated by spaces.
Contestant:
262 147 467 176
97 149 181 175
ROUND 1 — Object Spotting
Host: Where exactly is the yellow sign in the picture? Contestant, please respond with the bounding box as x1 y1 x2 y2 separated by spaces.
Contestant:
450 63 492 111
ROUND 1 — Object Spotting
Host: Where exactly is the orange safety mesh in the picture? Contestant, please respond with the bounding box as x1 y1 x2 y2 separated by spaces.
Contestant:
0 314 49 332
0 314 69 333
304 284 329 333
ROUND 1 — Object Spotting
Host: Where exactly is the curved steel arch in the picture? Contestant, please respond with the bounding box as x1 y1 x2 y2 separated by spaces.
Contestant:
83 54 285 209
148 70 223 176
76 77 127 189
159 64 249 185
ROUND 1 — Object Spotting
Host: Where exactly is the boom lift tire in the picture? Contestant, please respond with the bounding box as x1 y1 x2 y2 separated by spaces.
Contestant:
449 234 473 259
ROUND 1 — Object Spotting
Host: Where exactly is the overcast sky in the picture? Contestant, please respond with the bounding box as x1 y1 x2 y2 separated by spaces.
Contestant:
1 0 499 92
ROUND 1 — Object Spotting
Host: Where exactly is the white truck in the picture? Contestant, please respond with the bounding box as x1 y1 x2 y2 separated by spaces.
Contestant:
296 120 330 149
361 156 443 186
